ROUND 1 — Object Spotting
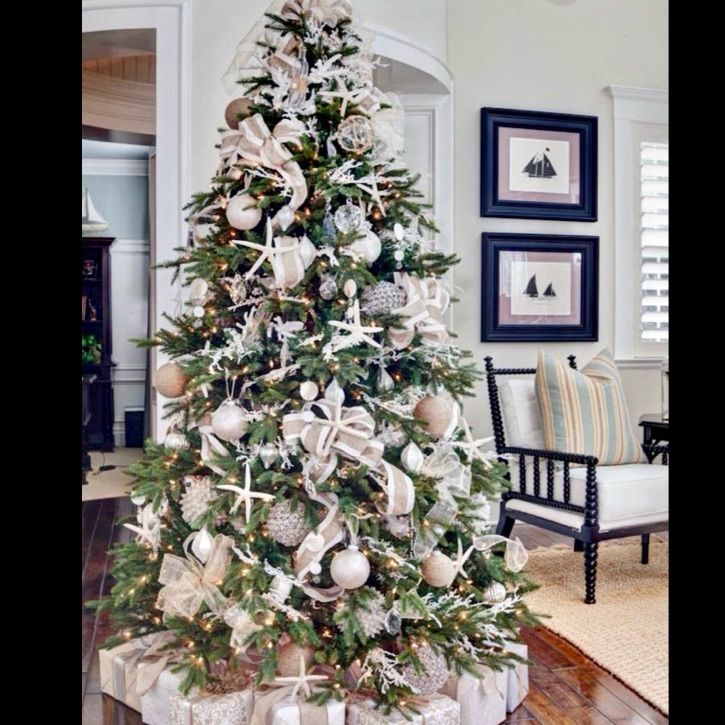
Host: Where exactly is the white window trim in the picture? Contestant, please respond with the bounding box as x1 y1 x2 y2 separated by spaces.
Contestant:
608 85 668 368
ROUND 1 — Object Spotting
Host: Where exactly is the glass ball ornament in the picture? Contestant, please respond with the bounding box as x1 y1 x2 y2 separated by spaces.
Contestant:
259 443 278 469
384 608 402 635
337 115 375 153
330 544 370 589
334 201 362 233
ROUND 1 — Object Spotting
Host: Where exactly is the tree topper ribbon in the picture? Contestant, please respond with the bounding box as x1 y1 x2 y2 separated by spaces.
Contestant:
155 533 234 620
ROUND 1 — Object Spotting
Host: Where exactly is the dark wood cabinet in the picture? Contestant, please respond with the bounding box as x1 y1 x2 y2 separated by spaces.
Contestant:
82 237 116 451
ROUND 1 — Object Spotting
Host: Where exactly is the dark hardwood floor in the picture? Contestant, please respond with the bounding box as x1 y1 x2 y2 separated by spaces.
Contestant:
82 499 668 724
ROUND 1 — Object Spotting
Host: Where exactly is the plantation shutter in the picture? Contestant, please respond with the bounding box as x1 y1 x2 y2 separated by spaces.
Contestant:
640 142 668 343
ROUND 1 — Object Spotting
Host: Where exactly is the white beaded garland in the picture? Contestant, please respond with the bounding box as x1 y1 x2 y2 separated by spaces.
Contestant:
226 193 262 230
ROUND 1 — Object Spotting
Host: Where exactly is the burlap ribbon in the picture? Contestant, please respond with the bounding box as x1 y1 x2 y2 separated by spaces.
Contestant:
220 114 308 210
282 385 384 467
388 273 450 349
156 534 234 620
135 632 185 696
369 460 415 516
280 0 353 28
270 234 316 288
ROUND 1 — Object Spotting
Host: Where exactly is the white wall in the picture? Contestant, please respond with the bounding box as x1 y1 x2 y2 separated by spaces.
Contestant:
447 0 668 439
83 163 150 446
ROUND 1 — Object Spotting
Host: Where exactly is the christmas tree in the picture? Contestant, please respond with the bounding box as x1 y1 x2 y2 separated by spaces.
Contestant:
90 0 537 714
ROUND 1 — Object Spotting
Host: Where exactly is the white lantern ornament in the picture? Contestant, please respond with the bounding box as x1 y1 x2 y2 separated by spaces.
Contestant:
211 400 249 441
226 193 262 230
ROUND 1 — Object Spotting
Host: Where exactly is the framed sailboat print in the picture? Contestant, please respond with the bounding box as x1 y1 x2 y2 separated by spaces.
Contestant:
481 233 598 341
480 108 597 221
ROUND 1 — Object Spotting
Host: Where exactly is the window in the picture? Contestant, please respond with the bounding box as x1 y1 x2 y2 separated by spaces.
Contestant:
609 86 668 364
639 141 668 344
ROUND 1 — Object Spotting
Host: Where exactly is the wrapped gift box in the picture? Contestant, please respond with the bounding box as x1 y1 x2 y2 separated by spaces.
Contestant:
348 694 460 725
99 637 155 712
503 642 529 713
263 697 345 725
170 688 254 725
439 665 507 725
142 666 200 725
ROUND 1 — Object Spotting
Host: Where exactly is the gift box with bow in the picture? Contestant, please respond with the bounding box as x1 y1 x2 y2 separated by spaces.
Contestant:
503 641 529 713
439 664 507 725
348 694 460 724
170 688 254 725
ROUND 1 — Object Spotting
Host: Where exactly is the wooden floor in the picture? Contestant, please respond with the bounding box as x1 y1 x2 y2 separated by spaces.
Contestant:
82 500 668 724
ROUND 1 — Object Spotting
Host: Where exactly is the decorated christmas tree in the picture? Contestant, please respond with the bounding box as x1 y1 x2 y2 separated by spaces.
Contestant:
90 0 537 717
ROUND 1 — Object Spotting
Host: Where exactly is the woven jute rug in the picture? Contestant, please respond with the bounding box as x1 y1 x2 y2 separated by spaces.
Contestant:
524 539 668 714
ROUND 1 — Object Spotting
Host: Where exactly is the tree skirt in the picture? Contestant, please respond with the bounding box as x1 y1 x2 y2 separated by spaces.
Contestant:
524 540 668 714
82 448 140 502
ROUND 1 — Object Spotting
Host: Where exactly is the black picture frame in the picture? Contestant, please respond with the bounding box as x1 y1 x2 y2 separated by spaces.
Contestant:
481 233 598 342
480 107 597 221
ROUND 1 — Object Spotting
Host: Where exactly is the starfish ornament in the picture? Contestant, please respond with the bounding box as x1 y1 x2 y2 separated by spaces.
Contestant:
217 463 274 522
451 418 495 468
273 655 328 699
325 299 383 357
235 218 276 279
124 505 161 552
319 74 368 117
450 537 476 580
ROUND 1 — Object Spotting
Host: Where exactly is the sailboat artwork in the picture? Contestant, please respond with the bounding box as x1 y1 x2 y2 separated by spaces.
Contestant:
522 147 557 178
543 283 556 297
524 274 539 297
82 188 109 234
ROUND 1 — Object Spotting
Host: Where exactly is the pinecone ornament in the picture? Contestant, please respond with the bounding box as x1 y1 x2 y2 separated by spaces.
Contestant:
360 281 407 315
180 476 218 526
401 644 449 695
267 500 312 546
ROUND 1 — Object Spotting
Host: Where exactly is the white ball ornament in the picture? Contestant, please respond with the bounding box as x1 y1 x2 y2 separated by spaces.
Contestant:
343 279 357 298
348 229 381 263
330 544 370 589
190 527 214 564
401 441 424 474
226 193 262 230
482 581 507 604
299 381 319 401
211 401 249 442
259 443 278 469
153 362 187 398
421 550 457 588
393 222 405 241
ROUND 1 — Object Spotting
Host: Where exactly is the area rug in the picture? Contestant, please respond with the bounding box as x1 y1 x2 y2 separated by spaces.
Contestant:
524 540 668 714
82 448 142 502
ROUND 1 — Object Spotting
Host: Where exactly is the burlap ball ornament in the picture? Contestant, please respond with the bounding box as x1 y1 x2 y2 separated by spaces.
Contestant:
224 97 253 128
421 550 456 588
360 281 407 315
276 642 315 677
401 644 449 695
413 395 458 439
267 500 312 546
154 362 187 398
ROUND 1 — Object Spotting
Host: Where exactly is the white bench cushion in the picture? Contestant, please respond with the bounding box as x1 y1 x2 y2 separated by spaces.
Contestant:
504 463 668 532
499 378 544 450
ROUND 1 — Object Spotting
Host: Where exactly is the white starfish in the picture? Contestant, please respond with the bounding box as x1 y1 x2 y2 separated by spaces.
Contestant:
451 418 495 468
234 218 275 279
273 654 328 699
124 505 161 552
217 463 274 522
319 74 367 117
354 172 388 215
327 299 383 353
451 537 476 580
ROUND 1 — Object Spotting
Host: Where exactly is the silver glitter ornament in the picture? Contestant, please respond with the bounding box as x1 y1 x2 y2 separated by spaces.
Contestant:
334 200 362 233
401 645 450 695
164 425 190 452
482 581 507 604
259 443 278 469
226 274 247 306
360 281 407 315
267 500 312 546
319 275 338 300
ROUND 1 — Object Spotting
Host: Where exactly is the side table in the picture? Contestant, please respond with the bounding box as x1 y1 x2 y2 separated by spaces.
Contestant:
638 413 669 463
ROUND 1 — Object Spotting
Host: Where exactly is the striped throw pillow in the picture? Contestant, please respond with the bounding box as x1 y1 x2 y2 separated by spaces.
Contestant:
535 349 646 465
